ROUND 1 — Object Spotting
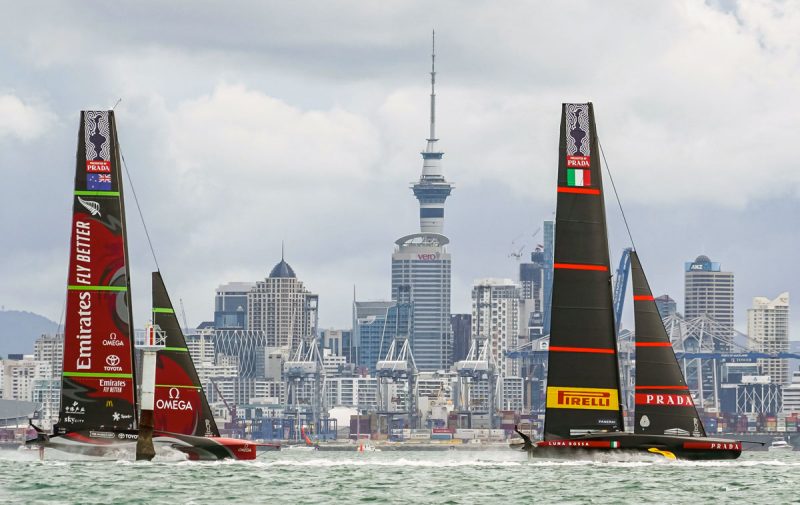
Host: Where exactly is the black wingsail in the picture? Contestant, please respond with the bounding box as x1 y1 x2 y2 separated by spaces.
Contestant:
631 251 705 437
58 111 138 434
152 272 219 437
544 103 623 439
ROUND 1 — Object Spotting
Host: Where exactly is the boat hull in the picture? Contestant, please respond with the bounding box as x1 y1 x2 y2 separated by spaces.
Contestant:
26 429 277 460
26 429 139 458
523 432 741 461
153 432 279 460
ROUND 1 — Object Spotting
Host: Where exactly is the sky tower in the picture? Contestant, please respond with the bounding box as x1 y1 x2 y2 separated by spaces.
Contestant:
392 31 454 372
413 31 453 234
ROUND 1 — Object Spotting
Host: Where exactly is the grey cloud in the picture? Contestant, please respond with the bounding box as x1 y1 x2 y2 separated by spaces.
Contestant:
0 0 797 339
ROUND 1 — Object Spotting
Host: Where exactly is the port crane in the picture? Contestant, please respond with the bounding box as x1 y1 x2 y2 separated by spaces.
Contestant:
210 378 245 439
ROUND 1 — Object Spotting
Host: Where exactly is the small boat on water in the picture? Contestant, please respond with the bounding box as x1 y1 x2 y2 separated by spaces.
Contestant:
768 438 793 451
514 103 740 461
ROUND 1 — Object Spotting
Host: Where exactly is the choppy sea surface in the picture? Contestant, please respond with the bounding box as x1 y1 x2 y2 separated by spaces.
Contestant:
1 447 799 504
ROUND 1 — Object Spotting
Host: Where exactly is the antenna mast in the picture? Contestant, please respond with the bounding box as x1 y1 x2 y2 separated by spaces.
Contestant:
429 29 436 141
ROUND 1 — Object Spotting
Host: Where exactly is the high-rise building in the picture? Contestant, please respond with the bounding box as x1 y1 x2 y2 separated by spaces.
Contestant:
33 334 63 379
320 329 354 363
353 301 411 373
471 279 520 379
450 314 471 363
214 282 254 329
519 248 548 339
655 295 677 319
542 220 555 335
247 255 318 353
782 369 800 413
392 34 454 372
748 292 790 385
0 355 51 401
684 255 735 351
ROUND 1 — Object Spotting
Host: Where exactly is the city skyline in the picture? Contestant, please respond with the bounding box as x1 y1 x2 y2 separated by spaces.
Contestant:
0 1 798 339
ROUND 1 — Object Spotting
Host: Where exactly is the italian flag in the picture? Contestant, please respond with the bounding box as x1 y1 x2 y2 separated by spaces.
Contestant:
610 441 619 448
567 169 591 187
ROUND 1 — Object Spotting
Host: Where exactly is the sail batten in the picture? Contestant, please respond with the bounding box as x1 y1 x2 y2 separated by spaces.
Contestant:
58 110 138 434
544 103 623 439
631 251 706 437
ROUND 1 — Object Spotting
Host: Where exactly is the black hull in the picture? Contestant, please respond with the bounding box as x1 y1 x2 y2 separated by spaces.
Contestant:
25 429 272 460
521 432 741 461
25 429 138 458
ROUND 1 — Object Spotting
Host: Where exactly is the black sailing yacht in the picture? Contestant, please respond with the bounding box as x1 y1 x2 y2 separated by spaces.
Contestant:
516 103 740 460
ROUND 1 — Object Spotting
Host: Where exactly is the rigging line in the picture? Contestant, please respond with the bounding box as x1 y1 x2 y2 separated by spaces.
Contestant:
57 300 66 337
599 140 636 252
120 151 161 272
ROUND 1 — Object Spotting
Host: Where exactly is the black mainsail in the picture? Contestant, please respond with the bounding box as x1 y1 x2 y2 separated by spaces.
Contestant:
631 251 706 437
57 110 138 436
544 102 623 439
151 271 219 437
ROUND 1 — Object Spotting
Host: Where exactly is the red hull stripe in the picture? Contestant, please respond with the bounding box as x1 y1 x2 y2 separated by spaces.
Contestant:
557 186 601 195
537 440 614 448
683 441 741 450
633 295 655 301
549 346 615 354
553 263 609 272
635 342 673 347
635 385 689 390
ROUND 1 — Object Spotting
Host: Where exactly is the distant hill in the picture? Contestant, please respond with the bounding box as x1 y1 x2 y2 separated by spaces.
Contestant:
0 310 59 357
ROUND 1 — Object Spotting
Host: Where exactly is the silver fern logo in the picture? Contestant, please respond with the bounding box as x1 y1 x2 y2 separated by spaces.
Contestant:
77 196 101 216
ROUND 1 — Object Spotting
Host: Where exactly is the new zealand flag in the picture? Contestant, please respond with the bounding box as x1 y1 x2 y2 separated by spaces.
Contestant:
87 173 112 191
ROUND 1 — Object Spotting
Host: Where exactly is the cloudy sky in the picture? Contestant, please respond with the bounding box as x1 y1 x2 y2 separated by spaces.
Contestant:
1 0 798 342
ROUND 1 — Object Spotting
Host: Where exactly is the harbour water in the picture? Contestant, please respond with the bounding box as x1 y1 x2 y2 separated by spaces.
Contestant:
1 449 799 504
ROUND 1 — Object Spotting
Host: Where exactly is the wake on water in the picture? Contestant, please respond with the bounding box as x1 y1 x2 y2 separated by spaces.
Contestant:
2 445 798 468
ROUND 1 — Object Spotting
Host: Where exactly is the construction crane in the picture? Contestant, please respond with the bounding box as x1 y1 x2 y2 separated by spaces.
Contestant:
210 378 244 439
612 248 633 334
508 227 541 261
179 298 190 334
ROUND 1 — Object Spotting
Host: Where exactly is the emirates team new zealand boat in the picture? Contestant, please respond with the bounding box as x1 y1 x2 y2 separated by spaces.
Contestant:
515 103 741 460
27 110 263 460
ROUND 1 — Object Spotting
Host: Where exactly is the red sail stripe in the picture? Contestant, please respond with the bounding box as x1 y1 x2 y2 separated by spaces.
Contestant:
553 263 609 271
633 295 654 301
635 385 689 390
557 186 601 195
635 342 673 347
549 346 615 354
